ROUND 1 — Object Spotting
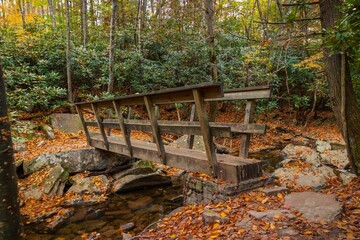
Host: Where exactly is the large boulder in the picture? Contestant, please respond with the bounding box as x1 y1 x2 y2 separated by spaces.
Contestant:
274 165 336 189
23 165 69 200
284 192 342 223
68 174 110 194
315 140 331 153
170 135 205 151
51 113 83 133
280 144 320 165
320 149 349 169
112 173 172 193
24 148 132 175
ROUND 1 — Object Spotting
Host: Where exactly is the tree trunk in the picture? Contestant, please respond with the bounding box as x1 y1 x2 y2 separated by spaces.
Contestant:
18 0 26 28
204 0 217 81
320 0 360 175
255 0 268 41
48 0 56 28
65 0 73 102
0 66 24 239
82 0 88 46
108 0 118 93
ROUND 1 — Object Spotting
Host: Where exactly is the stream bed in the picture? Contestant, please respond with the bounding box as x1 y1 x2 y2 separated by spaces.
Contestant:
25 185 183 240
25 149 282 240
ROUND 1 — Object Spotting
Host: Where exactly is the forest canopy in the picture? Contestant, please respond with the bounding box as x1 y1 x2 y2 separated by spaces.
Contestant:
0 0 359 118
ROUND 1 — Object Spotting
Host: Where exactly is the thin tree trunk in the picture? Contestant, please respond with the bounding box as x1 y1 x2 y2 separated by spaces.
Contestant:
82 0 88 46
65 0 73 102
320 0 360 175
136 0 141 51
0 66 24 240
48 0 56 28
108 0 118 93
204 0 217 122
18 0 25 28
204 0 217 81
255 0 268 40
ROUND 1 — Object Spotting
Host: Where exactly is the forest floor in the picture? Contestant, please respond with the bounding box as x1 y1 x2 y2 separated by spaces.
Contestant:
14 107 359 239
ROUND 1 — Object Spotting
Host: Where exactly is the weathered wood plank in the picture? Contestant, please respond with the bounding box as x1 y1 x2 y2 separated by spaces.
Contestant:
75 83 223 108
187 104 196 149
85 120 265 136
144 96 166 164
91 103 109 150
75 105 91 145
152 105 160 143
239 100 256 158
89 134 262 183
193 89 219 177
112 101 133 157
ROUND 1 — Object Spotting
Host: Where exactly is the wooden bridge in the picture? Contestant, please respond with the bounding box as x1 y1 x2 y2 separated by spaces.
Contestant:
75 83 272 183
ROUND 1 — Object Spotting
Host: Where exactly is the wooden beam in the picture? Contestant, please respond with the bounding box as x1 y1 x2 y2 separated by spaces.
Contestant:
75 83 223 107
187 104 196 149
239 100 256 158
91 103 109 150
193 89 219 177
144 96 166 164
152 105 160 143
75 105 91 145
112 101 133 157
85 120 266 136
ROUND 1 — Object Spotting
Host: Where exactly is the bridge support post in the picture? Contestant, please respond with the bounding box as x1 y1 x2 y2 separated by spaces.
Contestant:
239 100 255 158
113 101 133 157
193 89 219 178
144 96 166 164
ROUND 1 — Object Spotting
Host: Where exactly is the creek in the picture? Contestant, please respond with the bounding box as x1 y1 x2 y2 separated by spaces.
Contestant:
25 185 183 240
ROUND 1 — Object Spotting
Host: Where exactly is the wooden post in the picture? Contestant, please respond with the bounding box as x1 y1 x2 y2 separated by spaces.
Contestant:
193 89 219 177
76 105 91 145
91 103 109 150
186 104 196 149
113 101 133 157
144 96 166 164
152 105 159 143
239 100 256 158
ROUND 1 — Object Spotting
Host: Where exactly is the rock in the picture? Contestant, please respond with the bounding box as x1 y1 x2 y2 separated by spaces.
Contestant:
62 196 108 207
40 124 55 139
330 142 346 151
261 187 290 196
235 217 252 230
24 148 132 175
281 144 320 165
68 174 110 194
14 141 27 152
23 165 68 200
112 173 172 193
43 208 75 233
274 165 336 189
202 209 229 224
121 222 135 231
170 135 205 151
284 192 342 223
275 159 296 168
320 150 349 169
128 196 153 210
113 165 155 180
247 209 296 220
122 233 133 239
278 228 299 237
316 140 331 153
51 113 83 133
339 172 357 184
